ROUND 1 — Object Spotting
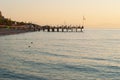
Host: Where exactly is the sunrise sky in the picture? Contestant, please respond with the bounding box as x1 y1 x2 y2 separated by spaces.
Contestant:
0 0 120 29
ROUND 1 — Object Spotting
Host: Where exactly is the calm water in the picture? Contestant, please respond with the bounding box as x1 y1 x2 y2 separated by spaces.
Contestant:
0 29 120 80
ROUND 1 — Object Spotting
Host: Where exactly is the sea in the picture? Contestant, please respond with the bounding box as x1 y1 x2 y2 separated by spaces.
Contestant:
0 29 120 80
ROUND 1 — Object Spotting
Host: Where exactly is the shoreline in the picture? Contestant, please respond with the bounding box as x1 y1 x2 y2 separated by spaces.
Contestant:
0 28 34 36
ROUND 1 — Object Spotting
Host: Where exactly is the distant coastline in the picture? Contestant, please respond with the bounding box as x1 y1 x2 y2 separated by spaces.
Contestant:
0 11 40 36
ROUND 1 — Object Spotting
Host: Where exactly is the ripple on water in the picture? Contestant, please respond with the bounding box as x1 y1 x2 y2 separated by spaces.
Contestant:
0 68 48 80
1 30 120 80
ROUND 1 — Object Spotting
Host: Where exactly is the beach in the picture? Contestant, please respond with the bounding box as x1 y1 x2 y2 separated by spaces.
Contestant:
0 28 31 36
0 24 37 36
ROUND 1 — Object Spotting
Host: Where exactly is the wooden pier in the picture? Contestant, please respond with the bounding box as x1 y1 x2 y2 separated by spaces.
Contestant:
39 25 84 32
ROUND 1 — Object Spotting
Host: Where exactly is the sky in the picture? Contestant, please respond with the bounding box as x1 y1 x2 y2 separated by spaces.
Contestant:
0 0 120 29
